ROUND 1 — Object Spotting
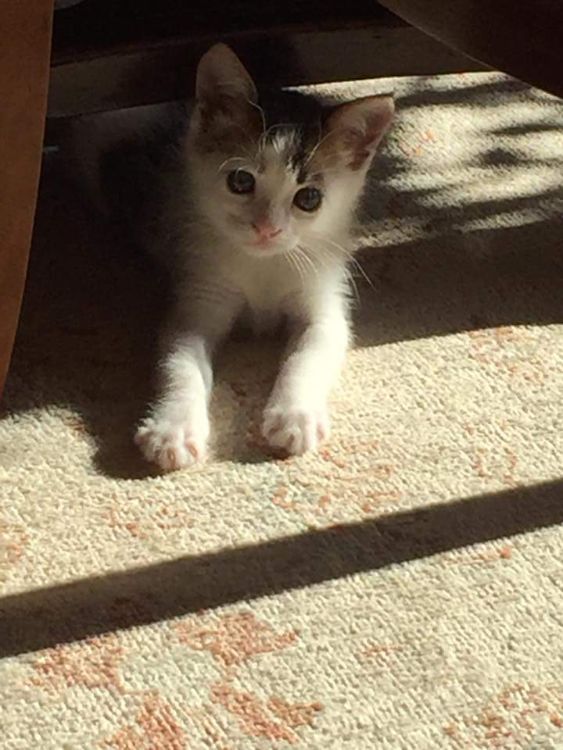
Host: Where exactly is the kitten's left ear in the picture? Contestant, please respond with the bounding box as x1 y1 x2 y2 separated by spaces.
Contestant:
324 95 394 170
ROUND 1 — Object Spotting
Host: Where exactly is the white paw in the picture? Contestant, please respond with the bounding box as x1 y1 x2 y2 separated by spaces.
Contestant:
262 403 330 455
135 412 209 472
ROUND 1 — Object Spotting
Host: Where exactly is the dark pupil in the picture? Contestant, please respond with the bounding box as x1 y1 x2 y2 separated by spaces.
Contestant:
294 187 322 212
227 170 255 194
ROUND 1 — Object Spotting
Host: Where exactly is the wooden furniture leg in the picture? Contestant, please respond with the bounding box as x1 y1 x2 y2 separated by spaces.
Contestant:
0 0 53 401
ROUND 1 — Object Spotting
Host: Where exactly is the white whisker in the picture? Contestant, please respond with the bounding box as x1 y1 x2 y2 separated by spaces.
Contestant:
319 237 375 290
300 238 368 302
297 244 333 278
287 250 306 287
345 267 361 304
294 248 314 281
216 156 249 174
294 246 320 279
247 97 267 135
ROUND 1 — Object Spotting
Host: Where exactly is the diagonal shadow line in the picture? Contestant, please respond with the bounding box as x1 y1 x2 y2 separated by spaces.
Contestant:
1 479 562 658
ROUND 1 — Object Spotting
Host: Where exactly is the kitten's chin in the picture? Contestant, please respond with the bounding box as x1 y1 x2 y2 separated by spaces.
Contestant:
242 245 288 259
239 238 297 259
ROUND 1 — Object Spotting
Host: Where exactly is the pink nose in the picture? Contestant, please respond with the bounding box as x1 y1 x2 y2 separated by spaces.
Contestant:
252 219 282 242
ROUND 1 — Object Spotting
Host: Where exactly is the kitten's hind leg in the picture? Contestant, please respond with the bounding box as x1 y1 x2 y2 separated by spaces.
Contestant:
136 288 240 471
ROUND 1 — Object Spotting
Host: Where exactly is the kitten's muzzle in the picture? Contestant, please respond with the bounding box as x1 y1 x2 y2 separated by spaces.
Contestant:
251 219 283 245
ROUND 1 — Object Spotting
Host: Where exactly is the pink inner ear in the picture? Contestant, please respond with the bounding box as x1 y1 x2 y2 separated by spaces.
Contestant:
326 95 394 169
363 101 395 147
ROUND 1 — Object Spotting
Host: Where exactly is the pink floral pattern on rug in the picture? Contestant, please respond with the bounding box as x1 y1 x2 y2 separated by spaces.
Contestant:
103 693 187 749
211 682 322 744
30 634 125 693
443 684 563 748
175 611 298 667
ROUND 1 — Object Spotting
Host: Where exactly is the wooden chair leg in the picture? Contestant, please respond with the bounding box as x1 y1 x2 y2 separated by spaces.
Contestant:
0 0 53 401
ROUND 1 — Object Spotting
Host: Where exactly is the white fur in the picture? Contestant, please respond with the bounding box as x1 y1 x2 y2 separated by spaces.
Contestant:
136 137 365 468
79 45 393 471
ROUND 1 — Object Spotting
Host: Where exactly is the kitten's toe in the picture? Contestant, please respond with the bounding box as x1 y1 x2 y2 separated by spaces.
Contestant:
262 405 330 455
135 418 207 471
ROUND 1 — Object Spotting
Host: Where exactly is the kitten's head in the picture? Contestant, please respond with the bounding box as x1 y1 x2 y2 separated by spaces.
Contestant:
187 44 394 258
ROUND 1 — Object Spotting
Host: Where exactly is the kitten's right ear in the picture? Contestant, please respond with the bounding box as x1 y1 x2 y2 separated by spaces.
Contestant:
191 44 260 144
196 44 257 108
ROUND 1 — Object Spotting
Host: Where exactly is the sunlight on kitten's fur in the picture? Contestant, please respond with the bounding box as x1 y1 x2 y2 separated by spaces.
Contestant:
114 44 393 470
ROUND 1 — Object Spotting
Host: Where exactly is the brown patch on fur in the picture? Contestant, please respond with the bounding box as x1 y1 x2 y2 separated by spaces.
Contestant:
175 611 298 667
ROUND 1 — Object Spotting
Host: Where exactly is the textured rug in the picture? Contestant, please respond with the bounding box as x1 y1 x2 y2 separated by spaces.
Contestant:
1 71 563 749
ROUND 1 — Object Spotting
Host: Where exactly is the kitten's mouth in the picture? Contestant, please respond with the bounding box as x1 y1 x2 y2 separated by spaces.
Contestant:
244 237 287 257
252 238 278 250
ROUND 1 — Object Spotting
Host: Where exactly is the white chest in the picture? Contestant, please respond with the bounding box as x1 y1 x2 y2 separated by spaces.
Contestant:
229 257 297 314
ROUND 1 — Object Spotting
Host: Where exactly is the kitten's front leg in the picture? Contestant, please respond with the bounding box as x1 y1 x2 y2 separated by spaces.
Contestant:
136 290 240 471
263 298 350 455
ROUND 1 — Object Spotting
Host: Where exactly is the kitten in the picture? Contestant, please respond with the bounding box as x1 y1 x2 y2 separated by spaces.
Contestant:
94 44 393 471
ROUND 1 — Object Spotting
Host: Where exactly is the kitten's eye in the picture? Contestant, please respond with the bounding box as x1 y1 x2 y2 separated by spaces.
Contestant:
227 169 255 194
293 186 322 212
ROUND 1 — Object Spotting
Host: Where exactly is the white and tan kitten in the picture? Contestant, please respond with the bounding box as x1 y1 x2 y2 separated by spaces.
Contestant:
85 44 394 470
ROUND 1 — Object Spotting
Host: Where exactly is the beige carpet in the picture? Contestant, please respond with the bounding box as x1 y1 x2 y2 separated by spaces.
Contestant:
1 71 563 749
